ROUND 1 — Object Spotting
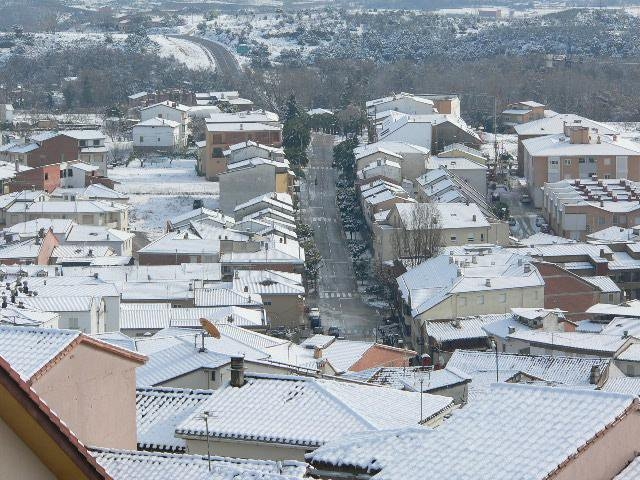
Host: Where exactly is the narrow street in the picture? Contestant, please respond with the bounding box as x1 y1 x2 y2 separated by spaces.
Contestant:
301 134 383 340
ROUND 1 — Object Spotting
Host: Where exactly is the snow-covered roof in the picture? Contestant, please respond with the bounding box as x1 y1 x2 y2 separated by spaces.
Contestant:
141 101 190 112
307 108 333 116
366 92 434 108
92 448 306 480
344 366 471 392
136 387 213 452
523 132 640 157
194 287 263 308
614 457 640 480
311 383 637 479
587 225 640 243
135 117 181 128
206 110 279 124
582 275 621 293
7 200 127 214
587 301 640 318
447 349 609 400
61 129 106 140
514 113 619 136
354 141 429 160
231 270 304 296
307 427 432 474
176 373 454 447
508 330 631 356
20 295 95 313
120 305 263 331
517 232 576 246
0 325 80 380
601 377 640 396
425 316 494 343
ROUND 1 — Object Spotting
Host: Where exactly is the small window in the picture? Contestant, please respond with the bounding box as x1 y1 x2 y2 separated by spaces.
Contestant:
210 371 216 381
68 169 73 177
578 158 585 164
498 293 506 303
550 160 559 165
564 159 571 166
588 157 596 163
44 172 48 180
139 136 144 143
457 297 467 307
93 140 100 146
450 235 457 243
263 301 272 306
467 234 475 242
157 137 161 142
604 174 611 179
604 158 611 166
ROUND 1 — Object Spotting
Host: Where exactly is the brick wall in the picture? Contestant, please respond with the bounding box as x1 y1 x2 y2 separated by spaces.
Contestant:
27 135 79 168
535 261 600 320
10 164 61 193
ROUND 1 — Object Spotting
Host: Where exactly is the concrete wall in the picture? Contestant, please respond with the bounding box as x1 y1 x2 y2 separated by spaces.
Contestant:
0 419 56 480
186 437 308 462
32 342 139 449
219 163 277 214
263 294 304 329
551 406 640 480
536 262 601 320
27 135 79 168
133 124 181 148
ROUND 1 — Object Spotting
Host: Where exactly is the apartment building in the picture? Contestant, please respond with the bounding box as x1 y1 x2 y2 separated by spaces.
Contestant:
501 100 546 129
523 124 640 206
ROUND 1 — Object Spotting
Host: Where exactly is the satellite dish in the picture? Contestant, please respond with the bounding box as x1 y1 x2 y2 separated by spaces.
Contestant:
200 318 221 339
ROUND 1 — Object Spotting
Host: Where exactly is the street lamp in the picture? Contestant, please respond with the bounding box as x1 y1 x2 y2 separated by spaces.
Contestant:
491 338 499 382
414 365 432 424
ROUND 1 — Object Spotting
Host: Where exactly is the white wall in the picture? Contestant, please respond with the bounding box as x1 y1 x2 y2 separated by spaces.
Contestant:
133 125 180 148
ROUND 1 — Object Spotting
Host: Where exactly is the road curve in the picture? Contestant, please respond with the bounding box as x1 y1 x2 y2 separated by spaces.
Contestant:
170 34 244 81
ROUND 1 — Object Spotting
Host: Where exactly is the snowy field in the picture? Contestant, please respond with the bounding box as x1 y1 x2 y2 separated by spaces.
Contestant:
150 35 216 71
109 157 219 236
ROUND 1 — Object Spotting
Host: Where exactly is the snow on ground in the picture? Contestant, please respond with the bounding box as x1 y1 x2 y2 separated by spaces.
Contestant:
480 133 518 159
150 35 215 71
109 156 219 235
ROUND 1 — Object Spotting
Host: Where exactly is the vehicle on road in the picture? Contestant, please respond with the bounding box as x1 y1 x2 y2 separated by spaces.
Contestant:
520 193 532 204
540 223 550 233
508 216 517 226
535 216 545 227
327 326 341 338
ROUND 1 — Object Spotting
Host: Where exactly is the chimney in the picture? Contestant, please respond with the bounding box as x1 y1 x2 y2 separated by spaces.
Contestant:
524 264 531 273
230 356 245 387
472 255 477 264
589 365 600 385
508 326 516 335
600 248 606 258
314 346 323 359
623 330 629 338
243 285 249 293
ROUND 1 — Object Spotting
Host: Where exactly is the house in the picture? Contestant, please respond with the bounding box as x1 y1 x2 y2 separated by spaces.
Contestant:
223 140 285 165
202 110 281 180
0 103 13 123
438 142 487 165
501 100 546 129
397 249 545 350
232 192 294 220
307 383 640 480
522 125 640 206
61 130 109 175
219 159 295 214
0 356 113 480
133 118 183 151
92 448 305 480
300 334 416 373
377 112 433 149
446 349 610 401
232 270 304 328
357 159 403 185
5 199 129 230
514 113 618 175
0 160 32 193
354 141 429 181
52 183 129 203
425 156 488 197
140 100 190 145
135 387 213 453
175 368 454 461
0 325 146 449
343 366 471 404
543 178 640 239
366 92 437 118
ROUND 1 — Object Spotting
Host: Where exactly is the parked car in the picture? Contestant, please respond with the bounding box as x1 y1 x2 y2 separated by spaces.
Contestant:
508 216 517 226
540 223 550 233
520 193 532 204
327 326 341 338
535 216 545 227
193 199 204 210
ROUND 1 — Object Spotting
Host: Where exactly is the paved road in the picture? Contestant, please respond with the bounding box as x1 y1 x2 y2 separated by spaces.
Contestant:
494 182 541 239
301 134 383 340
170 35 243 81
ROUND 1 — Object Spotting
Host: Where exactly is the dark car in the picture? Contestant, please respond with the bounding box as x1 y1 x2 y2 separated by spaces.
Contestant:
193 199 204 210
327 326 341 338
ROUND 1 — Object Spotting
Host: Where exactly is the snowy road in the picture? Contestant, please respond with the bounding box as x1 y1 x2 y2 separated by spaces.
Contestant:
150 35 216 71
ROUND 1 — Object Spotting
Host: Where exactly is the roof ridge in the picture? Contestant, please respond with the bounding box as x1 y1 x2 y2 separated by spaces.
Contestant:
308 380 379 430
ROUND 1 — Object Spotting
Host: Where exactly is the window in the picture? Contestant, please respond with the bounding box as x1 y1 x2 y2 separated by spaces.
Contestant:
93 140 100 146
68 168 73 177
604 174 611 179
210 371 216 381
467 234 475 242
157 137 161 142
598 216 606 225
480 233 485 241
564 159 571 166
604 158 611 166
477 295 484 305
457 297 467 307
212 148 224 157
498 293 506 303
550 160 559 165
450 235 457 243
139 136 144 143
44 172 48 180
263 301 272 306
69 317 79 329
158 113 163 118
578 158 585 164
79 140 86 147
588 157 596 163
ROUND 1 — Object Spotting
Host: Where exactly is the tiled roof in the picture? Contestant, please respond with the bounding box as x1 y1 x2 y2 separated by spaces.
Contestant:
344 366 471 392
507 330 629 355
176 374 453 447
447 349 609 400
120 305 264 330
0 325 79 380
307 427 432 474
136 387 213 451
425 317 496 343
601 377 640 396
314 384 637 480
92 448 306 480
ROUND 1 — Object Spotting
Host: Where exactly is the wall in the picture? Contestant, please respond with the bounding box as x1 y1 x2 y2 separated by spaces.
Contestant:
27 136 78 168
32 342 139 449
263 294 304 329
133 125 179 149
381 123 432 150
219 163 277 214
551 406 640 480
536 262 601 320
11 164 61 193
186 437 308 462
0 419 56 480
350 344 412 371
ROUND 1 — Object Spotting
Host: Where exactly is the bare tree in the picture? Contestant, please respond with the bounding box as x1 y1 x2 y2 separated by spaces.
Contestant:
392 203 442 266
